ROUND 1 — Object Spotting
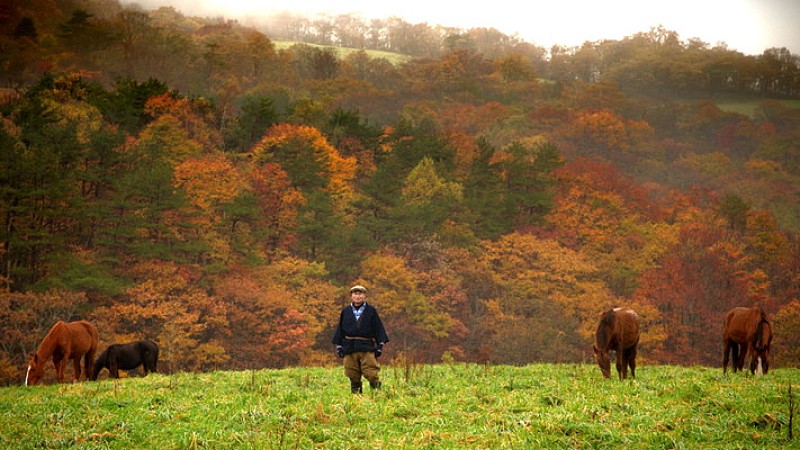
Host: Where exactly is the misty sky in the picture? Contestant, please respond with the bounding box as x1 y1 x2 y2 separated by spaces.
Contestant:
124 0 800 56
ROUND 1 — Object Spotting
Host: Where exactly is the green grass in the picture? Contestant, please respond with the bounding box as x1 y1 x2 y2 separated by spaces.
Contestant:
715 97 800 117
273 40 414 65
2 364 797 449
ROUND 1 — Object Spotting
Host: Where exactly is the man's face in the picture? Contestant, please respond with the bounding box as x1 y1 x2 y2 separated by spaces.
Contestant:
351 291 366 306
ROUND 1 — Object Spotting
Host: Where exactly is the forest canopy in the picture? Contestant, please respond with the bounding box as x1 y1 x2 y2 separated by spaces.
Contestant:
1 0 799 384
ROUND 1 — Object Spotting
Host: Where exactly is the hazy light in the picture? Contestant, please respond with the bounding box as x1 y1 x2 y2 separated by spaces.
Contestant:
126 0 799 55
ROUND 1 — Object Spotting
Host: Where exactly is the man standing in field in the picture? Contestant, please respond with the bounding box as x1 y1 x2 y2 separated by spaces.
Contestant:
332 285 389 394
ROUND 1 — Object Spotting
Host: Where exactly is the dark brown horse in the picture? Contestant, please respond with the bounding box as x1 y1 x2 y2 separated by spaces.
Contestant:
593 307 640 380
92 340 159 380
723 306 773 375
26 320 99 386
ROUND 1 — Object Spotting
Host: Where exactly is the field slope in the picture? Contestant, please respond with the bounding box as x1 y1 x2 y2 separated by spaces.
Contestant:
1 364 797 449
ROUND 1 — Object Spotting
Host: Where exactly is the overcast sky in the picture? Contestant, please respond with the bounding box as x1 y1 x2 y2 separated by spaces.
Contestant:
124 0 800 56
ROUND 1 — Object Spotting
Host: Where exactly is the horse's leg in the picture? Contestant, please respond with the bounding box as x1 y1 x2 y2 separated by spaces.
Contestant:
84 350 95 380
54 355 65 383
136 355 146 376
110 358 118 379
723 340 731 373
627 346 637 379
616 349 626 380
72 357 82 381
734 343 742 372
749 344 759 375
740 345 750 373
733 343 747 372
735 344 745 372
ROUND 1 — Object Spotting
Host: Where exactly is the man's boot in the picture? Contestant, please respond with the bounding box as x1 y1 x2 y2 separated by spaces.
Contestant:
350 381 362 394
369 381 382 390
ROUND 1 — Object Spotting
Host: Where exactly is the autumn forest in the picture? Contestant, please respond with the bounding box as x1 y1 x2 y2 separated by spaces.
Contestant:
1 0 800 384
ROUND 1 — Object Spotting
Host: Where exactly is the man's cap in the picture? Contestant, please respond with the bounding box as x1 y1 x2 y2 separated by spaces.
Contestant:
350 285 367 293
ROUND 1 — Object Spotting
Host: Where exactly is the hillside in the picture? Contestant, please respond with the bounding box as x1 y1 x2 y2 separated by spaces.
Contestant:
2 365 798 448
1 0 800 384
715 96 800 117
272 40 415 65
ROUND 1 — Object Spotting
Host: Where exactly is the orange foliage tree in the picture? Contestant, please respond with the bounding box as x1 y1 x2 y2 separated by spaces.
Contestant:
563 108 655 159
773 300 800 367
743 209 791 297
476 232 620 364
251 123 358 264
213 257 339 368
90 260 230 373
548 158 676 296
0 290 90 385
253 123 357 212
173 154 248 264
247 162 304 256
357 252 467 362
633 220 770 366
144 93 223 152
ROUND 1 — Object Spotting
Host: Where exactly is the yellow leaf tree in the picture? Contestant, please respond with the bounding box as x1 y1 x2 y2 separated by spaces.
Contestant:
357 251 465 361
253 123 357 214
478 232 618 364
90 260 230 373
173 154 248 263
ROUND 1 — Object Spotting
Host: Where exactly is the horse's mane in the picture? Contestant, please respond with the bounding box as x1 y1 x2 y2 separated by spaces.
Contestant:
754 307 771 351
596 309 616 347
757 306 770 323
35 321 66 359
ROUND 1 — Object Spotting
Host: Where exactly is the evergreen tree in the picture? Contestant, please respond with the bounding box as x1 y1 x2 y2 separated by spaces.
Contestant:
463 137 513 239
225 94 279 152
360 117 457 245
87 77 171 134
294 189 341 261
501 140 563 228
13 17 37 40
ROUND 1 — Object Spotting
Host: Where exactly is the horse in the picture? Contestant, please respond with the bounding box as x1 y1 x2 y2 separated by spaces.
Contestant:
593 307 640 380
26 320 99 386
723 306 773 375
91 340 159 380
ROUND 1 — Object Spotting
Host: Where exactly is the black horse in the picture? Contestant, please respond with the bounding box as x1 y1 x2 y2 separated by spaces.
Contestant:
92 340 159 380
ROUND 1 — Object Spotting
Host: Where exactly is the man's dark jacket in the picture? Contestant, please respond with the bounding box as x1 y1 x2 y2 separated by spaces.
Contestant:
332 303 389 355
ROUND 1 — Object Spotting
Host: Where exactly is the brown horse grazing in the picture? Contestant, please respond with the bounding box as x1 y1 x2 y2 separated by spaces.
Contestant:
593 307 640 380
723 306 773 375
26 320 99 386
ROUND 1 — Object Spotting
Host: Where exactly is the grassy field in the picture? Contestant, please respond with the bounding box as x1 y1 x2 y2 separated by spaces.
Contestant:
1 364 797 449
273 41 413 65
715 97 800 117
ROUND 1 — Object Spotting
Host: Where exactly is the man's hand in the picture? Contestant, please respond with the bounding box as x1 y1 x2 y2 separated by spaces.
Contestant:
335 345 344 358
375 342 384 358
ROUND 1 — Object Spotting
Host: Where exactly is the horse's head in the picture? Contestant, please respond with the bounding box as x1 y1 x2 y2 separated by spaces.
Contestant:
25 354 44 386
593 344 611 378
755 320 773 375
